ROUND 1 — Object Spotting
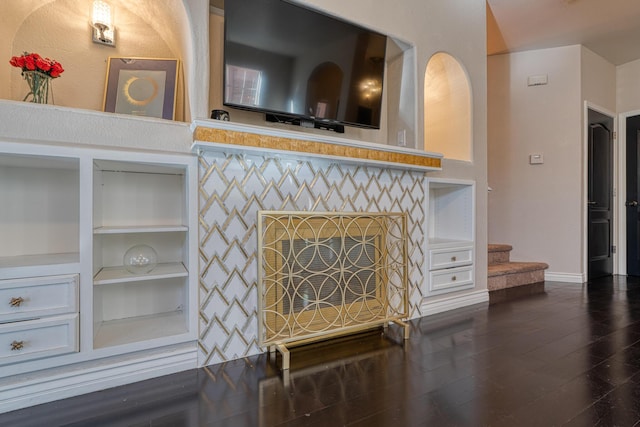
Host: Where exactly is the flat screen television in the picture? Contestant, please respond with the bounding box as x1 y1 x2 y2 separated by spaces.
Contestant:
223 0 387 132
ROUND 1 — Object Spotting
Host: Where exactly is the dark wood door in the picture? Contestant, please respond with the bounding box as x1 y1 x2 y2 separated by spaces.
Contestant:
626 115 640 276
588 121 613 279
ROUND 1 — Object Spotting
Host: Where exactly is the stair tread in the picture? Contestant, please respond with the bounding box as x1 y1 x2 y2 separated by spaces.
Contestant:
488 261 549 277
488 244 513 253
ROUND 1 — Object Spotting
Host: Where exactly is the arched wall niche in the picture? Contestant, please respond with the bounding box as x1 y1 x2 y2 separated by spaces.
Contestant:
1 0 198 121
424 51 472 161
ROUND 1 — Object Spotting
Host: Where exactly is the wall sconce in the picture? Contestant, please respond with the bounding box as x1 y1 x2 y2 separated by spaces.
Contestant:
91 0 116 47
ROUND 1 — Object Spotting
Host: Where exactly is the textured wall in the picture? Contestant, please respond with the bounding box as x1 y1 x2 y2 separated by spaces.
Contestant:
198 151 426 366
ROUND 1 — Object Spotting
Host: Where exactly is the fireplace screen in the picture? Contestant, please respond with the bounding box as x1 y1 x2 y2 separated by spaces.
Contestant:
258 211 408 347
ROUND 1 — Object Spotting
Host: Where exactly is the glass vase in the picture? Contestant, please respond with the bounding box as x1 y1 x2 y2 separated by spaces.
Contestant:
22 70 51 104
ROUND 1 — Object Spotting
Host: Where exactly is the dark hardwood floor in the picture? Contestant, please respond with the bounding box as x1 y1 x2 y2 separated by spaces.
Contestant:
4 276 640 426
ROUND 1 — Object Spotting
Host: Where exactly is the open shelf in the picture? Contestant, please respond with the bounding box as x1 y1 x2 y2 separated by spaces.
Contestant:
93 262 188 285
94 225 188 235
427 179 475 243
0 252 79 269
93 310 188 349
0 152 79 263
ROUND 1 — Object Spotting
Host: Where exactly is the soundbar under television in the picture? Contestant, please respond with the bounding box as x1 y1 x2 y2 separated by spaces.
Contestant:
224 0 387 132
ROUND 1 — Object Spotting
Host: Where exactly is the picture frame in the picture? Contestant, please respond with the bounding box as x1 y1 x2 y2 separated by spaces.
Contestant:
103 57 180 120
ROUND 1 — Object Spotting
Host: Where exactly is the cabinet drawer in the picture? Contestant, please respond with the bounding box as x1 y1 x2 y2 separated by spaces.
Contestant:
429 266 474 294
0 275 78 323
0 314 78 365
429 247 473 270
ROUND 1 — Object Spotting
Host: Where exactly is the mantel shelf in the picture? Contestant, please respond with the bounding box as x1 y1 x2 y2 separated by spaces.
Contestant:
191 120 442 172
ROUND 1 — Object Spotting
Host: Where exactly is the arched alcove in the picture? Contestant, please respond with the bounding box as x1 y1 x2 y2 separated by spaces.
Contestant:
2 0 196 121
424 52 472 161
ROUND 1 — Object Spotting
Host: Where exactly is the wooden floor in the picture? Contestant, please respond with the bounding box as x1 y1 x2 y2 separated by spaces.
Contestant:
4 276 640 426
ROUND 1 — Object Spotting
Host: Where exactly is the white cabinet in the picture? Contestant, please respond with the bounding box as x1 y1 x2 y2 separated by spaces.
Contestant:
0 314 78 365
0 274 79 365
0 275 78 323
0 140 197 385
426 178 475 295
0 143 82 367
92 157 196 350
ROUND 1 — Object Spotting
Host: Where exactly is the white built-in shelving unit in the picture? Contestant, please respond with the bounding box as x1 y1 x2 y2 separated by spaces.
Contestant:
0 139 198 412
426 178 476 295
92 157 195 349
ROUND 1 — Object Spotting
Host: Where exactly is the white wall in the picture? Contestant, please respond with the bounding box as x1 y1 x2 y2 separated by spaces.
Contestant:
617 58 640 113
488 46 583 276
581 47 616 112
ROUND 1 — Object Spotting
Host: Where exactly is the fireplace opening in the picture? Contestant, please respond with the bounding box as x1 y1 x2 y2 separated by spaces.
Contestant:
258 211 409 368
281 234 380 319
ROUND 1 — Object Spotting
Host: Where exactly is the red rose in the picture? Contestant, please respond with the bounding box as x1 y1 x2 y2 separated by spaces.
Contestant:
36 57 51 72
24 55 36 70
49 62 64 78
9 55 25 68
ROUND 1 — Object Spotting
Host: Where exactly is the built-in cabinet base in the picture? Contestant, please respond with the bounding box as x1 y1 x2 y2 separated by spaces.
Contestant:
0 139 198 413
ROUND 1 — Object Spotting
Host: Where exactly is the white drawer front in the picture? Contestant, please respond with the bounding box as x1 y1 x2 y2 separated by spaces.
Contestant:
0 314 78 365
429 247 473 270
0 275 78 323
429 266 474 294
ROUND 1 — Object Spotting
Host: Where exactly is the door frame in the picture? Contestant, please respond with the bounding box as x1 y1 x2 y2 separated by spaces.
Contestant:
583 102 617 280
615 108 640 275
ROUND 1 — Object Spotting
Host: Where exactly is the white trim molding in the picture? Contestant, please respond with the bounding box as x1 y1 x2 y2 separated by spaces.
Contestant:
420 290 489 317
544 271 585 283
0 345 197 414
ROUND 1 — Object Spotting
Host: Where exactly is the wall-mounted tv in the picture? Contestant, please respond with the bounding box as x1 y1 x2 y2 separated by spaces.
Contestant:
224 0 387 133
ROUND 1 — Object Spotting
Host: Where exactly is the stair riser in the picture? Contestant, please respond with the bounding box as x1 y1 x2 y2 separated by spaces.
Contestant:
488 251 510 266
488 269 545 291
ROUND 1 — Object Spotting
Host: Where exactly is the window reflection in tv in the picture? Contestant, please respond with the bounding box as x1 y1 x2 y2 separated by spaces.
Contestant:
224 0 387 129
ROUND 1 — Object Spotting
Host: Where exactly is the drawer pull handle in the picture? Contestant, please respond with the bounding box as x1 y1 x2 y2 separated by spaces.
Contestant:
11 340 24 351
10 297 24 307
451 256 457 262
451 275 457 281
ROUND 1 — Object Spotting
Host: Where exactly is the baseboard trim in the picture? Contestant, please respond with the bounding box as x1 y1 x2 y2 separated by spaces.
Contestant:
544 271 585 283
0 346 197 414
420 290 489 316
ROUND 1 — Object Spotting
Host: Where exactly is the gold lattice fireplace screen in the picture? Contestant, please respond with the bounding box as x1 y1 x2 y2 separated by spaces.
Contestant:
257 211 409 369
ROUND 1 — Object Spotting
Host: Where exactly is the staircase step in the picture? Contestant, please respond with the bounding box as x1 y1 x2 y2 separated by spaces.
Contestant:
488 244 513 265
488 261 548 291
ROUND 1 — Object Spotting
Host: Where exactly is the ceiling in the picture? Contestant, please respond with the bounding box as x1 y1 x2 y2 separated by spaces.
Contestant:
487 0 640 65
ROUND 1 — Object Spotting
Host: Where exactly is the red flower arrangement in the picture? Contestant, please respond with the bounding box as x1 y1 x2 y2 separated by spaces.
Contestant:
9 52 64 78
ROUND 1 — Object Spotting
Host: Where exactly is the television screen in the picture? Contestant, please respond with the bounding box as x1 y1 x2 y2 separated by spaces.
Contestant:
223 0 387 130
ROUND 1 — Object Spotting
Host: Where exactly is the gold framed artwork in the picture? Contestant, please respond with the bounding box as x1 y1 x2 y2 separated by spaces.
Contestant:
103 57 179 120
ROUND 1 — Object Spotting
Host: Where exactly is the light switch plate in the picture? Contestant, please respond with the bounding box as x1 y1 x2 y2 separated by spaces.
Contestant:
527 74 548 86
529 154 544 164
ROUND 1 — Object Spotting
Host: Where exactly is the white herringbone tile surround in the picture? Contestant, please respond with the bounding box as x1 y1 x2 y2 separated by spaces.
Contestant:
198 151 426 366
